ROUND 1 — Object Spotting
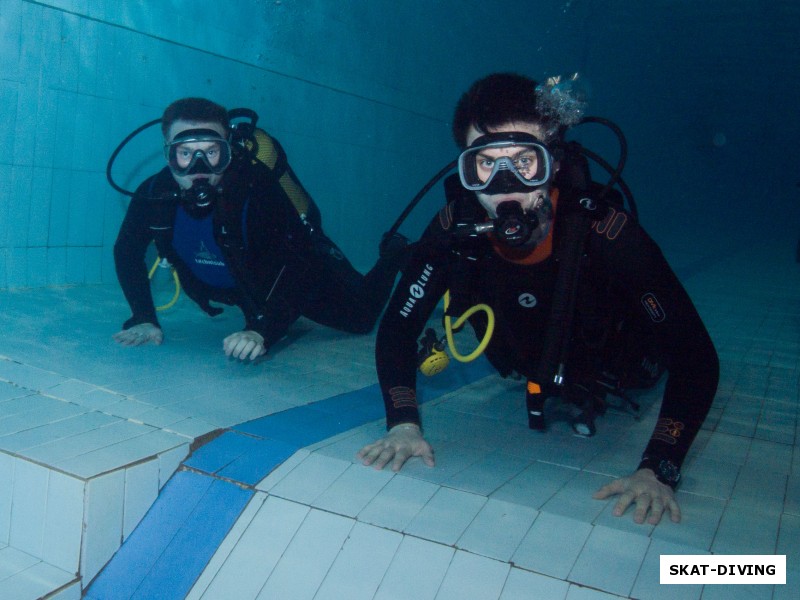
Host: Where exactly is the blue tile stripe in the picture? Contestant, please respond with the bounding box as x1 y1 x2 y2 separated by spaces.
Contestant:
84 356 493 599
84 471 252 600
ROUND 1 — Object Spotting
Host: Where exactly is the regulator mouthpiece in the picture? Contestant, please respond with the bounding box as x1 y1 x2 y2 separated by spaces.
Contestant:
493 201 538 247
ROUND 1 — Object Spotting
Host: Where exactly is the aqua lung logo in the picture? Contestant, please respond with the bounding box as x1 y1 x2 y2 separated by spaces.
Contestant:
195 242 225 267
641 292 666 322
400 264 434 317
518 292 537 308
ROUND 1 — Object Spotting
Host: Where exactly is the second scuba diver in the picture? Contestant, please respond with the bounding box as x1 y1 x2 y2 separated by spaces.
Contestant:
357 73 719 525
113 98 407 360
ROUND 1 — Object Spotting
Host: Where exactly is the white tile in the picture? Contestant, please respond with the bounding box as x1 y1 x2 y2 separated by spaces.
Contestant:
311 424 385 462
254 448 310 492
314 522 403 600
730 465 787 513
435 549 510 600
256 508 355 600
398 440 487 485
266 452 350 503
374 535 455 600
443 451 531 496
584 438 642 477
81 470 125 582
711 502 781 555
55 428 188 479
357 474 439 531
564 584 625 599
0 394 45 421
42 470 84 572
70 388 127 411
0 545 39 579
0 360 65 391
540 470 612 523
499 567 569 600
700 582 774 600
8 459 48 557
46 580 82 600
0 395 85 437
649 492 726 551
404 486 487 545
777 512 800 559
568 525 650 597
697 431 751 465
47 379 98 401
311 463 394 518
200 495 309 600
457 498 538 561
0 560 76 600
630 539 704 600
775 568 800 600
101 397 162 419
162 416 216 438
491 461 578 509
20 419 147 465
0 453 13 544
678 455 740 499
158 444 189 488
0 382 30 402
512 512 592 579
122 458 160 540
0 411 119 453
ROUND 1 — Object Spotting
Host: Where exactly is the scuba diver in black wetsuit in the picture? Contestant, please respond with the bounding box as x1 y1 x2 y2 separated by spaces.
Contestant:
357 73 719 526
112 98 407 360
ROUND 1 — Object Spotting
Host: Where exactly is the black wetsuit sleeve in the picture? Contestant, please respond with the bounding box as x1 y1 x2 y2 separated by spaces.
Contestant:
113 175 163 330
375 226 451 430
592 210 719 471
232 162 320 349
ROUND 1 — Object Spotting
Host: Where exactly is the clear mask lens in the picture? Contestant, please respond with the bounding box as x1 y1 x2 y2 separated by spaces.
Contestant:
458 134 552 192
165 129 232 176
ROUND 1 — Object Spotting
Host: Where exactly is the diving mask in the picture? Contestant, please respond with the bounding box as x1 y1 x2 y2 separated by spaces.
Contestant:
165 128 232 176
458 132 553 194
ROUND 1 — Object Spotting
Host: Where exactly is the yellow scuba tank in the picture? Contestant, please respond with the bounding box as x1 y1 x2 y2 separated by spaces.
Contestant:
250 128 315 226
253 129 309 214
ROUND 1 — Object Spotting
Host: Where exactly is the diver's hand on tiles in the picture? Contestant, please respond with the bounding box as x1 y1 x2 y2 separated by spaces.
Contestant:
593 468 681 525
357 423 435 472
113 322 164 346
223 330 267 361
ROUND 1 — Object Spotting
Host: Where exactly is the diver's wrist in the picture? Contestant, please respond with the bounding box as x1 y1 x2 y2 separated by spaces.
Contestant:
390 422 421 434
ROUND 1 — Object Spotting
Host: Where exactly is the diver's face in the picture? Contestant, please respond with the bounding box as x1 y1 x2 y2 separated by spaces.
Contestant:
166 120 228 189
465 121 552 219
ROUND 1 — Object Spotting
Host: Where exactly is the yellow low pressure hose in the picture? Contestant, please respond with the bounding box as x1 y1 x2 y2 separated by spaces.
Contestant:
149 256 181 311
443 290 495 362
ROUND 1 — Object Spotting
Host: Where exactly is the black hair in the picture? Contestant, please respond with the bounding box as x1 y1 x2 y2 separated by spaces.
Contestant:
452 73 561 149
161 97 229 138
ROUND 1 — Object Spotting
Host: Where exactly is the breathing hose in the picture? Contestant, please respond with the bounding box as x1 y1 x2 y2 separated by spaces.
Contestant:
148 257 181 311
443 290 495 363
